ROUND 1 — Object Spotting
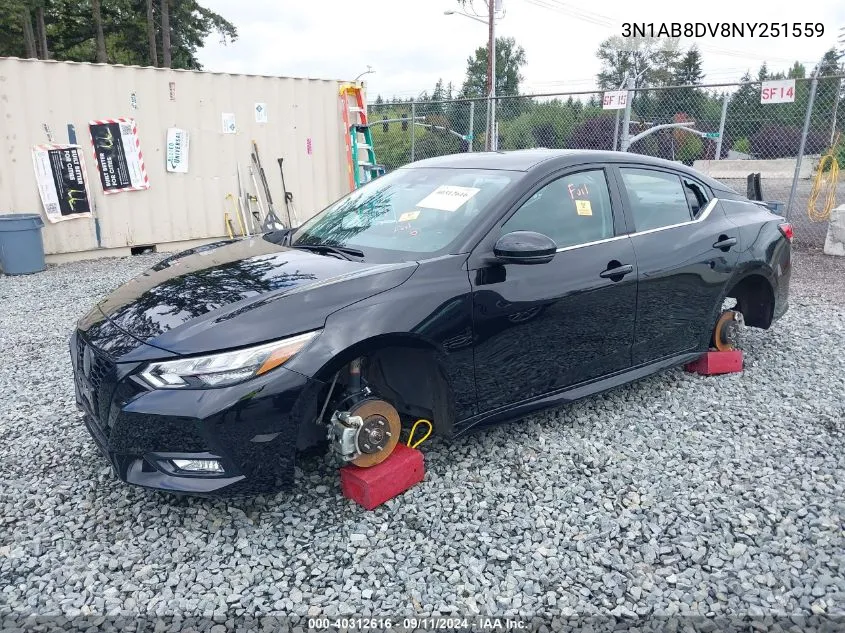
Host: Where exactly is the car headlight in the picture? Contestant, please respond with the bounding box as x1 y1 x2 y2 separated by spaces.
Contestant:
139 331 319 389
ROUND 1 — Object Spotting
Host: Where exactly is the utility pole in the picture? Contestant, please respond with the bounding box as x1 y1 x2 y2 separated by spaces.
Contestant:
486 0 495 151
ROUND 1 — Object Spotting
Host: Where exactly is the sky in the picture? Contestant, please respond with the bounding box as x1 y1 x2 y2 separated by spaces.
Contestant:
196 0 844 99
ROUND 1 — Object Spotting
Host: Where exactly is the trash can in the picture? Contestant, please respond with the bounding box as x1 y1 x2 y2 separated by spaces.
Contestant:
0 214 46 275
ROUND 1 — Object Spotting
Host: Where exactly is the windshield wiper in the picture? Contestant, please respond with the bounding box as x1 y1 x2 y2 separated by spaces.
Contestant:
291 244 364 261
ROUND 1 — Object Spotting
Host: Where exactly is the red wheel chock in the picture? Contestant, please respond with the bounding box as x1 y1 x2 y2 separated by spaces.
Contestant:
685 349 744 376
340 443 425 510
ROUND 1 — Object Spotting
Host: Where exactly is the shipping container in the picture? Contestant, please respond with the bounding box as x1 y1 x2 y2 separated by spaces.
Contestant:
0 57 352 261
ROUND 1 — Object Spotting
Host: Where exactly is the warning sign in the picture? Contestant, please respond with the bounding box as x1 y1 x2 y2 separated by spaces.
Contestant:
575 200 593 216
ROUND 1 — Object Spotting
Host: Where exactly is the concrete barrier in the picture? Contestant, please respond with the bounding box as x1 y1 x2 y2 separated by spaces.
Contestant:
693 156 820 180
823 205 845 257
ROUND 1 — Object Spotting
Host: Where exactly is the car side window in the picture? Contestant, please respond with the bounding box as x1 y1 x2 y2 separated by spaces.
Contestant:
502 169 614 249
620 168 693 232
683 178 710 218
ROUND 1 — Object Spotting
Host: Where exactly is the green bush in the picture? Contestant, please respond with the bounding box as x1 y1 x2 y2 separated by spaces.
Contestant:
677 134 704 164
732 137 751 155
500 102 579 150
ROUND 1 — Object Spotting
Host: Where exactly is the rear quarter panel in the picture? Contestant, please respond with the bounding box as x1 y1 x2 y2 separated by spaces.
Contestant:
719 199 791 320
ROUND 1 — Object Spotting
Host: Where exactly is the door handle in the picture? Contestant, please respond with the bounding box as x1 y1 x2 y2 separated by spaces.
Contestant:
713 236 737 251
599 263 633 280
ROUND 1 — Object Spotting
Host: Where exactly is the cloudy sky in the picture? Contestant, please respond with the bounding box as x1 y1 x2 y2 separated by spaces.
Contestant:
197 0 843 98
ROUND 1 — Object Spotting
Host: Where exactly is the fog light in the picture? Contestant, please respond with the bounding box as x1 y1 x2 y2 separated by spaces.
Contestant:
172 459 224 473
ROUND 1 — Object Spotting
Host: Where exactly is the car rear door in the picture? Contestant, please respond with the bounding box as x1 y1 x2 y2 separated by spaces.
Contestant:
468 167 638 413
613 165 741 365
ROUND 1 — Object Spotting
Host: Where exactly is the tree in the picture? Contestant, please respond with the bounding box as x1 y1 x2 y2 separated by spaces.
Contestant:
0 0 237 70
145 0 157 66
22 6 37 58
596 36 680 90
726 71 762 141
787 62 806 79
91 0 106 62
673 46 704 85
664 46 706 121
459 36 526 99
160 0 171 67
35 2 49 58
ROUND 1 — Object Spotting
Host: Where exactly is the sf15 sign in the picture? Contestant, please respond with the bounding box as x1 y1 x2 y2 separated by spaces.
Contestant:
602 90 628 110
761 79 795 104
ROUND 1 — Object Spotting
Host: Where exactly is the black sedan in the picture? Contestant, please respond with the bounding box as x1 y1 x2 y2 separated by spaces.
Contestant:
71 150 792 494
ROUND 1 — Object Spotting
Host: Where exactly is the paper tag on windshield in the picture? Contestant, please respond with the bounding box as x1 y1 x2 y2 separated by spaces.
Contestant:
416 185 480 212
399 210 420 222
575 200 592 216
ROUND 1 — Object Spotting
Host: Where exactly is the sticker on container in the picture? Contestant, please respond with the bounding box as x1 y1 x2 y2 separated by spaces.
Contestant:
31 144 92 222
416 185 480 212
255 103 268 123
166 128 190 173
398 210 420 222
575 200 593 216
222 112 237 134
89 118 149 193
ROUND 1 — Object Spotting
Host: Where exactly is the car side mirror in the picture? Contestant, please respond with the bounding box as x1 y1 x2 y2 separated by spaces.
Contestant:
493 231 557 265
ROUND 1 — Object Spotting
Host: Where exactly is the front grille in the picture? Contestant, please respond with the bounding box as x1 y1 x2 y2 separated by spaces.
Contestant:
77 334 118 433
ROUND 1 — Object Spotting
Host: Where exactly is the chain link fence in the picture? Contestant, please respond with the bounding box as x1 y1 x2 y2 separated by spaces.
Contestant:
369 75 844 249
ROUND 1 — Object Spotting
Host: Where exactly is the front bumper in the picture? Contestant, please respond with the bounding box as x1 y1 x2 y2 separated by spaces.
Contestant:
71 331 326 495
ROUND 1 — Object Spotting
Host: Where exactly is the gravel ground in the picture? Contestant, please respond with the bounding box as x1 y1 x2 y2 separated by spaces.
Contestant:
1 251 844 630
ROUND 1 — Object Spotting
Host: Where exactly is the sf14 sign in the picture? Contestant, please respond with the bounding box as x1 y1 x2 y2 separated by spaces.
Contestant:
602 90 628 110
761 79 795 104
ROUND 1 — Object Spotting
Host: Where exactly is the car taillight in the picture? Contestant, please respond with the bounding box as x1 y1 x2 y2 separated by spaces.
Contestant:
778 223 793 242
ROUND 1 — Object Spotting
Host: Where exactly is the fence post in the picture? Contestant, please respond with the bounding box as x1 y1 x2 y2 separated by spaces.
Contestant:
468 101 475 152
786 74 818 220
830 77 842 145
484 96 492 151
612 110 620 151
715 92 729 160
410 101 416 163
620 76 635 152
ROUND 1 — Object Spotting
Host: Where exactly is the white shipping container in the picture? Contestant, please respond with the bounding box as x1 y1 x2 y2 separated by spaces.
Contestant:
0 58 353 260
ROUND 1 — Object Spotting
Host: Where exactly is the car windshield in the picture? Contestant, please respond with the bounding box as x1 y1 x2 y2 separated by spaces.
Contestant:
289 167 514 260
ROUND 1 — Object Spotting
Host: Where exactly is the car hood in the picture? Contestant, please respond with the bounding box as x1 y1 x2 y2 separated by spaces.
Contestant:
79 237 417 359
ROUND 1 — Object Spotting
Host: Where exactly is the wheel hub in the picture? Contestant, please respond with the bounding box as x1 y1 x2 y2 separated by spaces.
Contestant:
328 399 401 468
358 415 390 454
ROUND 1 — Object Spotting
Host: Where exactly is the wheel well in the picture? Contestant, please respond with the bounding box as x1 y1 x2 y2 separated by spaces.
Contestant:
312 338 456 438
364 346 455 437
726 274 775 329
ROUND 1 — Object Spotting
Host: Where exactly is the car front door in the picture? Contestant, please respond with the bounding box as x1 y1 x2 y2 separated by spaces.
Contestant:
614 166 741 365
469 167 638 414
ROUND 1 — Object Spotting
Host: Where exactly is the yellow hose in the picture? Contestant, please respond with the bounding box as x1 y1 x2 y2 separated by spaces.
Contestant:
808 134 840 223
407 419 433 449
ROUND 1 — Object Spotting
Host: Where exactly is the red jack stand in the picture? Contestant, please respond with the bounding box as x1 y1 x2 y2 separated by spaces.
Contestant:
340 443 425 510
685 349 743 375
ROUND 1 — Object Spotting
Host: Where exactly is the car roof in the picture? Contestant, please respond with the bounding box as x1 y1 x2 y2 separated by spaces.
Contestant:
405 149 731 191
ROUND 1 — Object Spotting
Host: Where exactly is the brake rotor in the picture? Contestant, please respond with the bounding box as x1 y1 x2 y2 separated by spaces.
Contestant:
714 310 744 352
349 399 401 468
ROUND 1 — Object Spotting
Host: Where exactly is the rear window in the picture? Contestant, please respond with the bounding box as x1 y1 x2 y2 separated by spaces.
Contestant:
620 168 692 231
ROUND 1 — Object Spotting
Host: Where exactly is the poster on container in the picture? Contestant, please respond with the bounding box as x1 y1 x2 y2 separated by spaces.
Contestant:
89 117 150 193
31 144 92 223
166 128 190 173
